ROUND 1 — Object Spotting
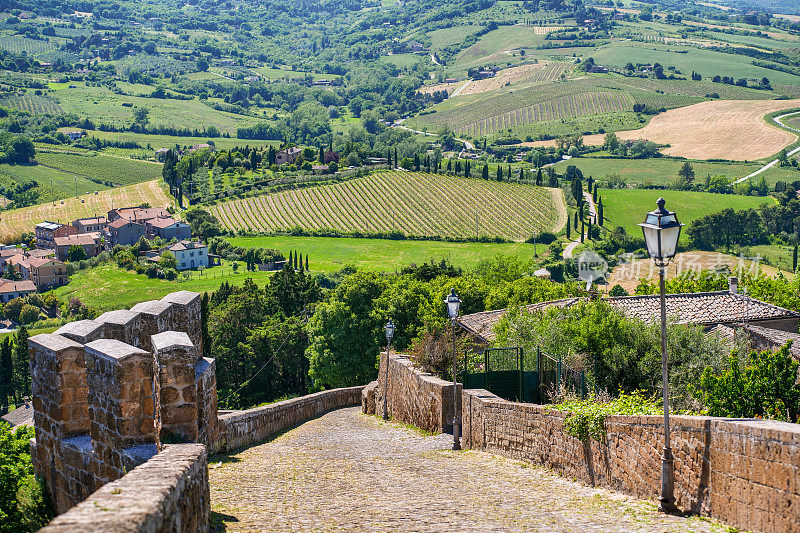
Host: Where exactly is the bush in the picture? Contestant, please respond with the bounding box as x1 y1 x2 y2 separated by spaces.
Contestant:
3 298 23 322
163 268 178 281
550 390 661 442
0 423 53 532
19 305 39 325
609 284 629 297
410 322 478 380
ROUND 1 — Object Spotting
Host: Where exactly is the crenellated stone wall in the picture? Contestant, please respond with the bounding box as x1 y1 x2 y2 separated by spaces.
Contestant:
28 290 215 515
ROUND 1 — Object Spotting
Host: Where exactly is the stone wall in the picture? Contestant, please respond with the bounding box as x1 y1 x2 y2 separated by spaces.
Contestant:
462 389 800 533
40 443 209 533
29 290 215 514
211 386 364 453
368 352 460 434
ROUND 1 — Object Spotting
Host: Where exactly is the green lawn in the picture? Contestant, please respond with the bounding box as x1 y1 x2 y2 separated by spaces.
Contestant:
226 235 542 272
52 262 258 313
600 189 776 240
555 157 800 187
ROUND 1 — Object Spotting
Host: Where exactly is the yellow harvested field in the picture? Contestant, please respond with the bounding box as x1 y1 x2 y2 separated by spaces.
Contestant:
457 62 572 96
520 134 605 149
614 99 800 161
418 82 462 95
0 180 172 242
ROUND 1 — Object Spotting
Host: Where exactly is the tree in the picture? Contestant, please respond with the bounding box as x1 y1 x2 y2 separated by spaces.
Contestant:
12 326 29 401
482 164 489 180
67 244 86 262
598 197 604 226
677 162 695 189
794 244 798 272
159 251 177 270
132 107 150 127
5 136 35 165
19 305 39 325
0 339 11 413
0 423 53 531
196 57 209 71
231 261 239 273
496 165 502 181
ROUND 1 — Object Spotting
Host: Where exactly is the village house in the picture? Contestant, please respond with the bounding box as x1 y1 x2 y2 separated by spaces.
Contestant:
35 221 77 250
6 254 68 290
65 131 84 141
276 147 302 165
72 216 108 234
167 241 209 270
107 206 169 223
145 217 191 241
0 280 36 304
107 219 146 247
54 234 101 262
0 247 24 270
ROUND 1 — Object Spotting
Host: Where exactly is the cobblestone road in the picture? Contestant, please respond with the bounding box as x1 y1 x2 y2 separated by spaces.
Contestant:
210 407 731 532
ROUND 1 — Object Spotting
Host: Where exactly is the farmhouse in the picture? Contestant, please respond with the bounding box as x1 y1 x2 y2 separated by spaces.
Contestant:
107 206 169 223
168 240 209 270
0 280 36 303
276 147 302 165
107 219 146 247
0 247 24 270
54 234 101 262
72 216 108 234
35 221 77 250
65 131 84 141
145 217 191 241
6 255 68 290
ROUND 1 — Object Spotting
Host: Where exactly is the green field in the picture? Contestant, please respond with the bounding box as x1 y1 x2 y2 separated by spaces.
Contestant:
0 93 63 115
35 151 163 186
428 25 483 49
600 189 776 240
590 40 800 86
0 162 111 203
554 157 800 187
382 53 425 69
227 235 542 273
79 130 279 153
209 171 567 241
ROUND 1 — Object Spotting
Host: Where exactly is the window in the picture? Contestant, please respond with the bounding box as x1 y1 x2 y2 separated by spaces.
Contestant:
181 262 186 268
199 250 203 255
190 252 194 257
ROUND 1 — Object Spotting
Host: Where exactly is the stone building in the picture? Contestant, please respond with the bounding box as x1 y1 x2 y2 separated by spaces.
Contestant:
28 290 216 514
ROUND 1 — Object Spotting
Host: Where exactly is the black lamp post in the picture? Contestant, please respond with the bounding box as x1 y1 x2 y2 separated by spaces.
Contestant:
382 319 395 420
639 197 683 514
444 289 461 451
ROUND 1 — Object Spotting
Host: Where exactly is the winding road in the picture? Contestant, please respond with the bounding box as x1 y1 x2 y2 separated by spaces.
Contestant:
735 110 800 184
562 191 597 260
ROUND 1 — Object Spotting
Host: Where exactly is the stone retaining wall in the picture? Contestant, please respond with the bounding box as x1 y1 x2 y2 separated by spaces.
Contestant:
211 386 365 454
40 443 209 533
366 352 460 434
462 388 800 533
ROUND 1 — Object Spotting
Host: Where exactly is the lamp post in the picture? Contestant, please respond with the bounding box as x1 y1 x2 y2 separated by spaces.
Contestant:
444 289 461 451
639 197 683 514
382 319 395 420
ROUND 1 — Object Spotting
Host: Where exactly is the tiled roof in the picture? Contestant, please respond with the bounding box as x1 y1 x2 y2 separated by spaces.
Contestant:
743 324 800 359
54 234 98 247
1 403 33 427
457 292 800 342
0 247 22 257
0 280 36 293
608 292 800 326
108 218 144 229
73 216 107 225
27 256 63 268
168 240 206 252
147 217 181 229
458 298 584 342
27 249 55 258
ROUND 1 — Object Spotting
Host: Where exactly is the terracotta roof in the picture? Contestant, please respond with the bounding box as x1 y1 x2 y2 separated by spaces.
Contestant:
108 218 144 230
458 298 584 342
457 292 800 343
26 256 63 268
608 292 800 326
73 216 107 225
27 249 55 259
54 234 98 247
168 240 206 252
1 403 33 427
147 217 183 229
743 324 800 359
0 248 23 258
0 280 36 293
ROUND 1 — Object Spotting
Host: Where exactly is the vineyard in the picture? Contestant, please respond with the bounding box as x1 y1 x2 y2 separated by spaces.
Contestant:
0 35 56 55
0 93 63 115
209 171 566 241
0 180 171 242
35 151 163 186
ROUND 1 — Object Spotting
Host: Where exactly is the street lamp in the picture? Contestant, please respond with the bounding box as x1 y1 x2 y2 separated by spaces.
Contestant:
382 319 395 420
444 289 461 451
639 197 683 514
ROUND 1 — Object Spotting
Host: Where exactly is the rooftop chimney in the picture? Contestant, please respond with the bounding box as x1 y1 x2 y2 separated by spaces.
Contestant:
729 276 738 295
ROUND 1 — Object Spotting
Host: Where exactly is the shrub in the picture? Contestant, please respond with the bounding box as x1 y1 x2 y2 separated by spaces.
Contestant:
19 305 39 325
3 298 23 322
550 390 661 442
410 322 478 380
608 284 629 297
0 423 53 532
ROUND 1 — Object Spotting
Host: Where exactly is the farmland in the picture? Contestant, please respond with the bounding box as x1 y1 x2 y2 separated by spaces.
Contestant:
599 188 776 240
0 180 171 242
0 162 111 203
35 151 163 187
209 171 566 242
0 34 56 56
0 93 62 115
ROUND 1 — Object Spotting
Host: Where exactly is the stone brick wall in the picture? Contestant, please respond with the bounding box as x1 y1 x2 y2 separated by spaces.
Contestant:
368 352 460 434
28 291 215 515
462 389 800 533
211 386 364 453
40 443 210 533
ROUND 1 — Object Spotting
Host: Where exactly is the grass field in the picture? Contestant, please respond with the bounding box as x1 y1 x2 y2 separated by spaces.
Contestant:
0 93 63 115
428 25 483 49
0 163 111 203
79 130 278 152
553 157 800 187
227 235 543 273
35 151 163 186
599 189 776 240
0 180 171 242
209 171 567 241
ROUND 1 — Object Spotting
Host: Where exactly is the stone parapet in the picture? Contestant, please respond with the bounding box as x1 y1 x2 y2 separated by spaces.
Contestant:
212 386 364 454
461 388 800 533
372 352 460 434
40 443 210 533
152 331 199 442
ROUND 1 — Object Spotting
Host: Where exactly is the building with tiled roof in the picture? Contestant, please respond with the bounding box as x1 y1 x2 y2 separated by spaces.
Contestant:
54 233 101 261
1 402 33 427
145 217 191 241
107 218 146 247
72 216 108 234
0 279 36 303
107 207 168 223
166 240 209 270
6 254 68 290
35 221 76 249
457 283 800 344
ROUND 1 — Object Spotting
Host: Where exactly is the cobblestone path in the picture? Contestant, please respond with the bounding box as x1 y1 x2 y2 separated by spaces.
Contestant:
210 407 730 532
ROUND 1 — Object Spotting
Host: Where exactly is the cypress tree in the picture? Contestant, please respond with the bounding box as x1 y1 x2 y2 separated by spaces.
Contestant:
496 166 502 181
536 168 542 186
574 211 578 229
465 160 470 178
566 219 571 239
394 148 398 166
320 145 325 163
12 326 29 400
593 184 598 203
447 159 452 172
598 198 604 226
305 255 309 271
579 203 584 220
482 165 489 180
587 218 592 241
387 149 391 167
299 253 304 272
288 251 293 269
294 251 299 270
507 165 512 179
581 221 585 243
0 338 11 413
519 168 524 181
794 244 798 272
414 154 420 171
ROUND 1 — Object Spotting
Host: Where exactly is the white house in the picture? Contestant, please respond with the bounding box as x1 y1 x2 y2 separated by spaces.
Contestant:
168 241 209 270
